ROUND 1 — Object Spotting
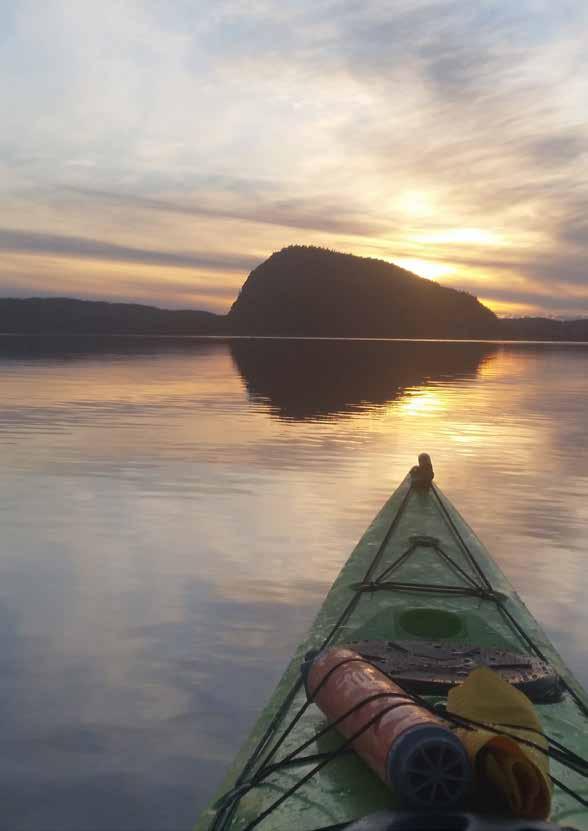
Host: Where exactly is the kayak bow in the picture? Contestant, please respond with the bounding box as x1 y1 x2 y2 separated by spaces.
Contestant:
197 458 588 831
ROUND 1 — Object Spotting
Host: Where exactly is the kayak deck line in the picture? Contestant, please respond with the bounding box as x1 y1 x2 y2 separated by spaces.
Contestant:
197 460 588 831
226 475 420 795
432 483 588 719
351 528 507 601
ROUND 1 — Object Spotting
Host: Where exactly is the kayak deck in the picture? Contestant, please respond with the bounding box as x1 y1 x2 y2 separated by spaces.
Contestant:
197 474 588 831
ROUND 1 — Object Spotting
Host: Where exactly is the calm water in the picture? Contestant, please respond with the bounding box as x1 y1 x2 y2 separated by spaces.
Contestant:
0 336 587 830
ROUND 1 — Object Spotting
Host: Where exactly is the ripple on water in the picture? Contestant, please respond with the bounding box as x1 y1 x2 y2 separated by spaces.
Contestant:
0 337 587 829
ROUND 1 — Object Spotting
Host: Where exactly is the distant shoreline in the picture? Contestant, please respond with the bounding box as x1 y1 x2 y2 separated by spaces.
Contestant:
1 246 587 341
1 332 587 345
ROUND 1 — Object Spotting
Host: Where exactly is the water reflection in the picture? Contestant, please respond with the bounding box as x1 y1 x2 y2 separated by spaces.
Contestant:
0 334 223 362
230 339 498 420
0 337 586 830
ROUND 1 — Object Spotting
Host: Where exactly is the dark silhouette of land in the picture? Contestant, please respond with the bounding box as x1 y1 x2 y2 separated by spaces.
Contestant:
1 247 586 340
498 317 588 341
230 339 498 420
228 247 498 338
0 333 226 362
0 297 226 335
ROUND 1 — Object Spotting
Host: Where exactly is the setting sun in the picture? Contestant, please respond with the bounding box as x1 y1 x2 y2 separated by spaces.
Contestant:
393 258 451 281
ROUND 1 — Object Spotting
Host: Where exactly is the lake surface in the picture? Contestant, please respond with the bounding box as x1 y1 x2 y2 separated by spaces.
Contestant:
0 336 587 830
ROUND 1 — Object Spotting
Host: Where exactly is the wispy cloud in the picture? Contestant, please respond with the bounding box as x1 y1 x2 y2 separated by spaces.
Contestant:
0 0 587 314
62 186 388 237
0 228 257 272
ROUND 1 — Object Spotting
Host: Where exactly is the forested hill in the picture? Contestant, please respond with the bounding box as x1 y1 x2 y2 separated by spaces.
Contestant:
0 297 226 334
1 248 586 339
499 316 588 341
228 246 499 338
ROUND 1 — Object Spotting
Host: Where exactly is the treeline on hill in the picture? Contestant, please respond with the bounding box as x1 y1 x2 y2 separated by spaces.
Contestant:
228 246 498 338
0 248 586 339
498 316 588 341
0 297 226 334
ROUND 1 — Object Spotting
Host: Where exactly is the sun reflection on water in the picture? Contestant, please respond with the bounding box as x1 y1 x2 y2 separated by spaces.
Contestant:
396 388 446 416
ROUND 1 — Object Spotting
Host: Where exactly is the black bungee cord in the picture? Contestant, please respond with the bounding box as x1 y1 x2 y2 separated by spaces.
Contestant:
211 481 588 831
213 654 588 831
212 486 415 831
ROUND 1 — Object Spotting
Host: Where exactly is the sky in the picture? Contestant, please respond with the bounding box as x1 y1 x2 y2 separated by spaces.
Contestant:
1 0 587 318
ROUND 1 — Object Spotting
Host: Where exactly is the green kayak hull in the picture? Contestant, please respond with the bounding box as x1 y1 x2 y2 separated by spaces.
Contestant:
197 473 588 831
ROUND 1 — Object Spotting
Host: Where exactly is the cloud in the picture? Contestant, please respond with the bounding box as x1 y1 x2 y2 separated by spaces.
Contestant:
0 0 587 314
0 228 256 272
64 186 387 237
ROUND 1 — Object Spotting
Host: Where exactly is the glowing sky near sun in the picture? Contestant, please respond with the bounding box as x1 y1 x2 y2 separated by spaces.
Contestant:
1 0 587 317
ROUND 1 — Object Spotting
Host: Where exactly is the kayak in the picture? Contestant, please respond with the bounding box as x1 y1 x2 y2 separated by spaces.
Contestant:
196 458 588 831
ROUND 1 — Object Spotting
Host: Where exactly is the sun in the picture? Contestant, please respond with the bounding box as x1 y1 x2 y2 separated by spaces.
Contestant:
392 258 450 281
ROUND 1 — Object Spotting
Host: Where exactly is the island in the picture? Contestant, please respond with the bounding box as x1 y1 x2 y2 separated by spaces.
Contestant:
0 246 586 340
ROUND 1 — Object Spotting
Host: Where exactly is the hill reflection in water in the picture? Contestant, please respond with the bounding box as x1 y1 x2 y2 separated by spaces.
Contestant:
0 334 223 362
230 339 499 420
